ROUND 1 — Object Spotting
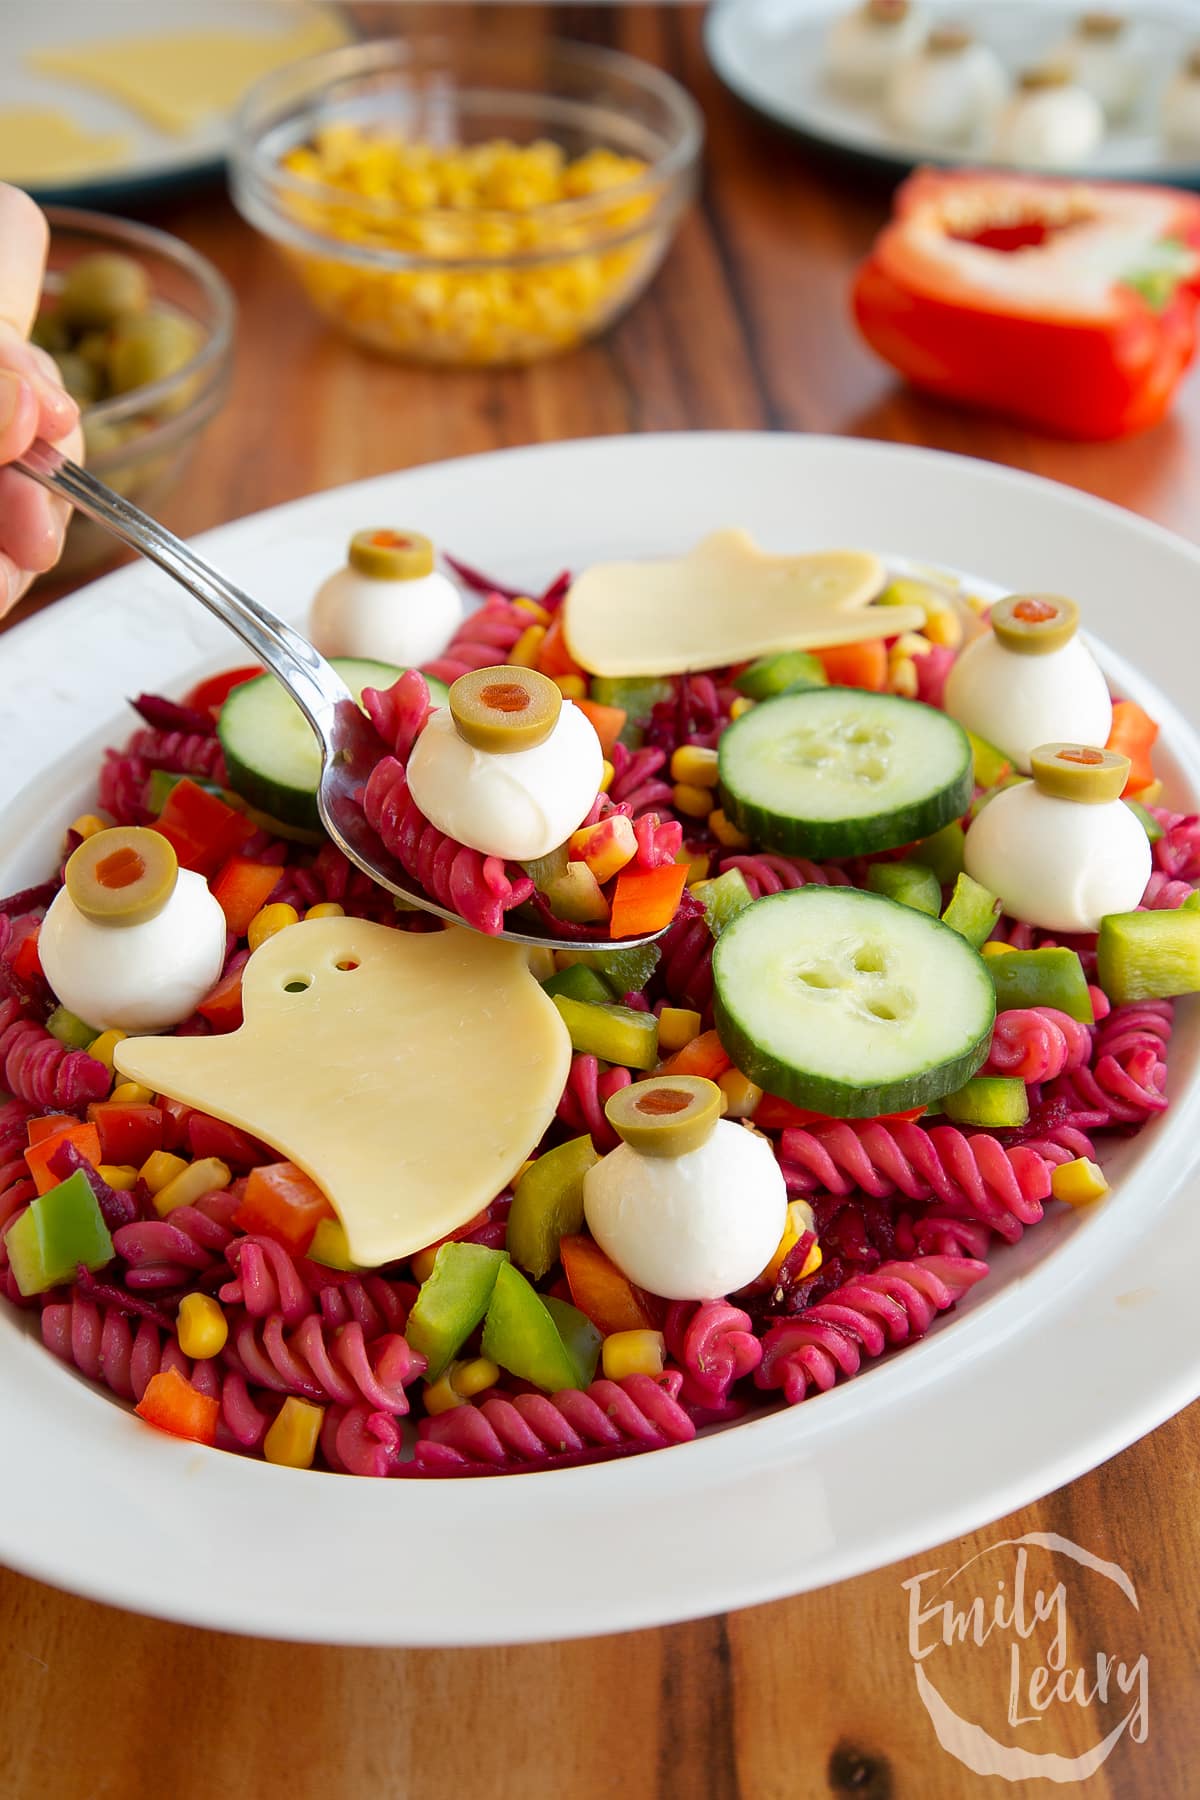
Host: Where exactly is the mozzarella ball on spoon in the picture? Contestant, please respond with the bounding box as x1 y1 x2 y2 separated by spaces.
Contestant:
406 666 603 862
825 0 927 97
39 827 226 1034
309 529 461 669
992 66 1105 166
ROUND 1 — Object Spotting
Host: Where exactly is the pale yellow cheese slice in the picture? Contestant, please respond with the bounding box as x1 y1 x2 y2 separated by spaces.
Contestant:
114 918 572 1267
28 11 345 138
0 108 131 185
562 528 919 678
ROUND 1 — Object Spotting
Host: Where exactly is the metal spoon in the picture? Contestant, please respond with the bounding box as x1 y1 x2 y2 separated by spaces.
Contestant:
16 441 665 951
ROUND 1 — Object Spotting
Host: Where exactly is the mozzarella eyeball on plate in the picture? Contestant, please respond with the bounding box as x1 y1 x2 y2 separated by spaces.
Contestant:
943 593 1112 774
992 66 1105 166
309 529 461 669
964 743 1150 932
583 1080 788 1300
825 0 927 97
1162 50 1200 151
885 25 1008 146
406 666 603 862
40 827 226 1034
1048 13 1143 123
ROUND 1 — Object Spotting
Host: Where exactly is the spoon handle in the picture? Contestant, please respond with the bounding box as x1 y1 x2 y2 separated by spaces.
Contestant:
15 439 351 733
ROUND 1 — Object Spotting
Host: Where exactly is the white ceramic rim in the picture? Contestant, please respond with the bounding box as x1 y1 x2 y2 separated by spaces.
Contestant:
2 433 1199 1646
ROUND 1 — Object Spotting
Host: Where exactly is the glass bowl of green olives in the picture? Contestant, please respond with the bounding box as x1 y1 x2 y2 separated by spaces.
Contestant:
35 208 235 576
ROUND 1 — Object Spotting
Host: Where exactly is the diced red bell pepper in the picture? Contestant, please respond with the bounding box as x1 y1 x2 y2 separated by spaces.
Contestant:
24 1122 101 1196
753 1095 926 1131
815 639 888 692
232 1160 335 1254
156 779 254 877
187 1111 271 1168
184 666 262 717
536 613 585 680
656 1027 731 1081
1106 700 1159 795
156 1096 195 1150
196 964 245 1033
135 1367 219 1445
853 168 1200 440
210 857 283 935
26 1113 78 1147
87 1102 165 1167
10 927 42 984
610 861 689 939
575 698 627 758
560 1235 663 1335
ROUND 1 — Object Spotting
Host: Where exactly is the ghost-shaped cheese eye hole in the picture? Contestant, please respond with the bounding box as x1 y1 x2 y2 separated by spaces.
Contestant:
347 529 435 580
1030 743 1130 802
449 666 562 754
65 826 178 927
991 594 1080 655
604 1075 724 1157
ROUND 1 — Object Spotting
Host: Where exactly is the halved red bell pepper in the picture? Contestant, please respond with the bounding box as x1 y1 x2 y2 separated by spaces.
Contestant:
232 1160 335 1253
87 1102 165 1167
210 857 283 935
854 169 1200 440
156 779 254 877
184 666 261 717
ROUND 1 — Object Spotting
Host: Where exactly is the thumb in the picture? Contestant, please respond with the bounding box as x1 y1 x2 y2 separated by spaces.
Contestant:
0 368 38 465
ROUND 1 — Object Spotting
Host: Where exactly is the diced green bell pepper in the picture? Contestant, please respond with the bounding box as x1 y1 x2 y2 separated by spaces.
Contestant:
540 964 613 1006
145 767 225 814
552 995 659 1069
5 1170 114 1297
557 941 662 996
589 675 675 748
507 1135 598 1280
306 1218 360 1271
735 650 828 701
941 872 1001 948
1184 891 1200 913
691 867 756 938
1096 908 1200 1005
1123 799 1165 844
866 860 941 915
909 820 966 886
987 946 1094 1024
967 730 1013 790
481 1262 596 1392
45 1005 98 1051
405 1242 509 1381
942 1075 1029 1128
542 1296 601 1388
521 844 570 892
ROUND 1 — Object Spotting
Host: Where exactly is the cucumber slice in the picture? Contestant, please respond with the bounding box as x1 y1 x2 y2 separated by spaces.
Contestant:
718 688 972 860
219 659 449 829
712 887 994 1117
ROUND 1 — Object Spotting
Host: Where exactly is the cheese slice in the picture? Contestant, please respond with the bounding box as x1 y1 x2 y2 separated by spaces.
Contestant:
562 528 915 678
114 918 572 1267
28 10 345 138
0 108 131 185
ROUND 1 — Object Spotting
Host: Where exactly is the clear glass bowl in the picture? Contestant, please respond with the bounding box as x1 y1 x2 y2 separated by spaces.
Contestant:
41 208 235 577
229 36 703 367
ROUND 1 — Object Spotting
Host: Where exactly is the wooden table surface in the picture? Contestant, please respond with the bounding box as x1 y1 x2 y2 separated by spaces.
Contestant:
2 7 1198 1796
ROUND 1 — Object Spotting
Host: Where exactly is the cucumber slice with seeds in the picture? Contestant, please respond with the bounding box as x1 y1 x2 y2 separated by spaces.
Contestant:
713 887 994 1117
718 687 972 860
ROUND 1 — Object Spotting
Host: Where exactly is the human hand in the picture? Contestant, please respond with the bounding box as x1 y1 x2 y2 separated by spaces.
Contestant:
0 183 83 617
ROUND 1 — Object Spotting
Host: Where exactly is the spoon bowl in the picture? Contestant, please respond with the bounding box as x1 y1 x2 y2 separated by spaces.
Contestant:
16 441 666 952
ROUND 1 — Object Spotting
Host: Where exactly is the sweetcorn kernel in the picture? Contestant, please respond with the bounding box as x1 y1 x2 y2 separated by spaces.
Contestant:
673 782 715 819
552 674 587 701
411 1245 439 1284
508 625 546 667
264 1396 324 1469
423 1371 465 1415
681 851 712 886
657 1007 702 1053
154 1156 231 1219
1051 1157 1109 1207
729 697 755 720
890 657 919 699
513 598 551 625
110 1081 153 1105
981 940 1017 959
526 946 557 983
924 607 963 649
248 903 300 951
139 1150 189 1195
87 1029 126 1072
453 1357 500 1398
599 760 615 793
602 1330 666 1380
763 1199 818 1282
70 812 112 840
305 902 345 920
98 1164 139 1191
710 809 751 850
177 1293 228 1360
670 745 720 788
718 1069 763 1119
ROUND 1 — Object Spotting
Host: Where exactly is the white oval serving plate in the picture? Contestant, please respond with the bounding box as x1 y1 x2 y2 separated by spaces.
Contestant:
2 433 1199 1646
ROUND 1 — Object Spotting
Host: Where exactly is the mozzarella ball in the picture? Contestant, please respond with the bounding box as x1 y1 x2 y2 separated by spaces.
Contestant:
1163 63 1200 151
583 1119 788 1301
992 82 1105 166
825 0 927 96
406 700 603 862
965 782 1150 932
886 37 1008 145
1049 21 1143 122
944 632 1112 774
309 566 461 669
40 869 227 1034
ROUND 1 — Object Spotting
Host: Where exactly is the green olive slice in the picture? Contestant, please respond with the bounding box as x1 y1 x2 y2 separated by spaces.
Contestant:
348 529 435 580
990 594 1080 655
604 1075 724 1157
59 253 151 331
1030 743 1130 803
449 666 562 754
65 827 178 927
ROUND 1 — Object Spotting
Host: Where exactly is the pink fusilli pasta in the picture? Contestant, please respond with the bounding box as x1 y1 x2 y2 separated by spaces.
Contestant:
556 1052 632 1151
223 1310 424 1411
421 595 531 686
125 727 227 784
664 1300 762 1406
606 742 674 815
982 1007 1092 1082
415 1371 695 1468
1150 809 1200 883
717 852 852 898
0 996 110 1111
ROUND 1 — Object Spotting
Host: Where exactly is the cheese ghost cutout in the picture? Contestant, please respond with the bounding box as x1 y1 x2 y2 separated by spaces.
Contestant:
563 528 911 677
113 919 572 1267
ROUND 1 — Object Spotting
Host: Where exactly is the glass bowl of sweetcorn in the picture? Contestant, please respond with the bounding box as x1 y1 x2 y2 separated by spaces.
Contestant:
229 35 702 367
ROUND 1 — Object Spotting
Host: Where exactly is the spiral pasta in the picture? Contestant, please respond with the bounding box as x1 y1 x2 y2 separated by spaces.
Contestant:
415 1371 696 1468
982 1007 1092 1082
125 727 227 785
1151 809 1200 883
717 853 852 899
320 1404 404 1478
224 1311 425 1412
0 996 111 1111
556 1052 632 1152
663 1300 762 1407
422 595 531 687
607 742 674 816
756 1256 989 1405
